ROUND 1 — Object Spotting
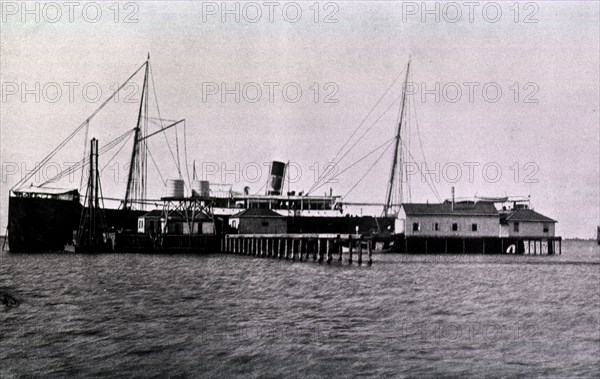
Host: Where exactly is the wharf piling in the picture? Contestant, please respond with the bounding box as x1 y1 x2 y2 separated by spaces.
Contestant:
224 234 372 265
395 235 562 255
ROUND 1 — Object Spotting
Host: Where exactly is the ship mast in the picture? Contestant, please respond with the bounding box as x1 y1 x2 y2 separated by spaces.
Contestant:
77 138 107 250
124 54 150 210
384 58 411 216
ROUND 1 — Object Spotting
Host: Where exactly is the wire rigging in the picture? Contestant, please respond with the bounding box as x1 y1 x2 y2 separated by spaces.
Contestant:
308 90 405 194
41 128 136 186
309 69 406 193
12 61 147 191
342 140 395 200
149 63 183 181
309 136 396 195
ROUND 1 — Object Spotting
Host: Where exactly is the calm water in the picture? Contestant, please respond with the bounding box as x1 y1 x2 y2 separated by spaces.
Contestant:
1 239 599 378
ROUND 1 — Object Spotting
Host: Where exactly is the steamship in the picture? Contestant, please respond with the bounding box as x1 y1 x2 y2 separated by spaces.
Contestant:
7 56 394 253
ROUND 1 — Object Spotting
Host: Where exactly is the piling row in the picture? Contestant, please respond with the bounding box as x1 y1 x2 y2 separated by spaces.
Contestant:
398 236 562 255
223 234 373 265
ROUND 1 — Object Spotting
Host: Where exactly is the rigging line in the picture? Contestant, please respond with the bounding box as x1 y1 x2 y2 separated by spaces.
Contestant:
175 116 181 176
342 139 395 200
100 131 134 174
41 129 135 186
145 115 179 122
147 146 167 187
137 119 185 142
309 90 404 194
254 180 267 195
409 70 441 202
12 61 148 191
183 120 192 188
308 91 403 194
310 83 405 194
399 136 442 203
13 121 87 190
142 69 148 206
149 63 181 177
406 96 412 202
79 120 90 192
309 136 396 195
311 68 406 189
41 135 129 186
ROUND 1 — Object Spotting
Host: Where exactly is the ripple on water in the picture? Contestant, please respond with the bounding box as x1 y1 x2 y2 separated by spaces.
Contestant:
0 240 599 377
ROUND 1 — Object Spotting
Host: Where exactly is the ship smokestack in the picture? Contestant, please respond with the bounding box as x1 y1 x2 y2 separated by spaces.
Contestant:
267 161 286 196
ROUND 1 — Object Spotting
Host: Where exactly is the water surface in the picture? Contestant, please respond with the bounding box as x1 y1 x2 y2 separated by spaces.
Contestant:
1 239 599 377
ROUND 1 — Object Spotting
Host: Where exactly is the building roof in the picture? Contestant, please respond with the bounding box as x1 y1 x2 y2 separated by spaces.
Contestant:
505 209 556 223
401 201 498 216
232 208 285 218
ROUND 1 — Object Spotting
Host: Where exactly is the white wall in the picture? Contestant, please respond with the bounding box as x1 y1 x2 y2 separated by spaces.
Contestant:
400 214 499 237
507 221 555 237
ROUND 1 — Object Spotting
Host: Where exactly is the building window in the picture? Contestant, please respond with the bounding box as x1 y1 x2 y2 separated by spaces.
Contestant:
514 222 520 232
433 223 439 231
543 223 549 233
412 222 420 232
262 221 269 227
472 223 478 232
452 223 458 231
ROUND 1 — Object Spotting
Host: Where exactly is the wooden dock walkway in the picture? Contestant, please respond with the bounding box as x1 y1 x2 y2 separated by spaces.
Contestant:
223 234 373 265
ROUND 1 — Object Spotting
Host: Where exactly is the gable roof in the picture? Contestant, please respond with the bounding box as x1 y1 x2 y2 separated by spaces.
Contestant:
505 209 556 223
402 201 498 216
232 208 284 218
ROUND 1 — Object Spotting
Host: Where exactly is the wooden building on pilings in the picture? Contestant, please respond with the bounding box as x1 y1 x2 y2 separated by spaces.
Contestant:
394 200 561 255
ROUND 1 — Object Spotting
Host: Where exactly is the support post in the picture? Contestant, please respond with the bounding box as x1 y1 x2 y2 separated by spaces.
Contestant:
358 236 363 265
291 239 296 261
317 238 322 263
326 239 332 264
338 235 343 262
349 235 353 264
367 239 373 265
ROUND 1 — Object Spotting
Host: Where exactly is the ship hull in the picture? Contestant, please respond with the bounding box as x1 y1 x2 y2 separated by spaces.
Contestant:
8 196 82 252
8 196 146 253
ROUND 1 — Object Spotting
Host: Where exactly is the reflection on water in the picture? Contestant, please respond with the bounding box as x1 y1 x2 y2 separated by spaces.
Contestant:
1 239 598 377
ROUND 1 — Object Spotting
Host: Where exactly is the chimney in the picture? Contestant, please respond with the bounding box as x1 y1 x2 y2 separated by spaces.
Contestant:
451 187 455 211
267 161 286 196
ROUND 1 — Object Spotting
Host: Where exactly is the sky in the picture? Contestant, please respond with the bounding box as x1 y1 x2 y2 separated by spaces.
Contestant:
0 0 599 238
